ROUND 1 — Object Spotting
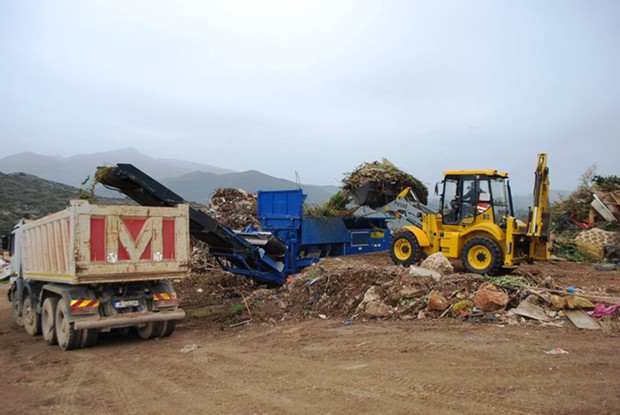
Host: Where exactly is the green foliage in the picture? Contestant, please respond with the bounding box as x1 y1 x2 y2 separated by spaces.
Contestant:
304 190 353 217
230 303 244 316
0 172 133 237
341 159 428 206
485 276 525 290
592 175 620 191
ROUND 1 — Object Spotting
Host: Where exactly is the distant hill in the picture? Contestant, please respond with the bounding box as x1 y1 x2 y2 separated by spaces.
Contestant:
0 172 131 236
161 170 336 205
0 148 234 188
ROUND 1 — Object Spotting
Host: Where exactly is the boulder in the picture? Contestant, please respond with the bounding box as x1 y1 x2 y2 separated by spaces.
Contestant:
356 286 393 317
474 289 509 312
364 300 393 317
420 252 454 275
426 290 450 311
409 265 442 283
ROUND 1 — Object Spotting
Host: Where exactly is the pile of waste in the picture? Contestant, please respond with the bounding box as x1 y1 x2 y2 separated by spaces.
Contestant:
342 158 428 208
551 173 620 264
205 188 259 230
218 253 620 330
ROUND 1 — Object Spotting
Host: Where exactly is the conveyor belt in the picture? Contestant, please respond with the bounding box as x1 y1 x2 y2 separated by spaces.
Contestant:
97 164 286 285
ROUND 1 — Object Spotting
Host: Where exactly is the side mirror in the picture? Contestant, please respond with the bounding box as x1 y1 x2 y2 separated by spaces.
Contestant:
434 182 440 196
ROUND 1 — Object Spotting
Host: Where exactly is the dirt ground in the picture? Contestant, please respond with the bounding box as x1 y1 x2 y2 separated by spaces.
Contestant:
1 256 620 415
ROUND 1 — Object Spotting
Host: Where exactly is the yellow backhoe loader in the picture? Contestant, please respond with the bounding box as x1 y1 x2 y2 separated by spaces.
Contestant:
373 154 550 274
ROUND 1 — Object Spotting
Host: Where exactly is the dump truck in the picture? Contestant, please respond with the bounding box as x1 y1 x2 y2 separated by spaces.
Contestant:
6 200 190 350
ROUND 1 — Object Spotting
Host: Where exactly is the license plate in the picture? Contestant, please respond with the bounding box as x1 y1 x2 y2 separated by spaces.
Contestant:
114 300 139 308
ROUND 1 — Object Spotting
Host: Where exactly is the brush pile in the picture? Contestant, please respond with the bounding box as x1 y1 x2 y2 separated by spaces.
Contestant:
342 158 428 208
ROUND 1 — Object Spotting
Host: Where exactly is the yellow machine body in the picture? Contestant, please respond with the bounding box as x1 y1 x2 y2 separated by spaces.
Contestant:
388 154 550 274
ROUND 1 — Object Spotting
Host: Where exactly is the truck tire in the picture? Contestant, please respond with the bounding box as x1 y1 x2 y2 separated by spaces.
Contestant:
23 294 42 336
137 321 164 339
42 296 59 345
55 298 82 350
461 237 503 275
11 294 24 327
80 329 99 348
161 320 176 337
390 229 421 267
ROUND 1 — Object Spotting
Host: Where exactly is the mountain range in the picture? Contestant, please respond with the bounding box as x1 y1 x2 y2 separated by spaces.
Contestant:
0 148 338 204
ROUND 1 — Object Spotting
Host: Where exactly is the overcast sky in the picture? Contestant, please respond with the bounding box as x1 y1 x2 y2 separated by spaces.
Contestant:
1 0 618 194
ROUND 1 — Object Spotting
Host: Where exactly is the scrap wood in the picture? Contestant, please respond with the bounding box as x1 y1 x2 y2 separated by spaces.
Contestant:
564 309 601 330
512 300 549 322
526 287 620 305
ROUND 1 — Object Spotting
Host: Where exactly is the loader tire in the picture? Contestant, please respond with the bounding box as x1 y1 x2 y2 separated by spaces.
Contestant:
137 321 164 339
55 298 82 350
42 296 59 345
390 229 421 267
23 294 41 336
461 237 503 275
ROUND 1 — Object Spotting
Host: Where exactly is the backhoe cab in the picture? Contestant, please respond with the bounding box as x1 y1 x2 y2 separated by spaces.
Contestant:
388 154 550 275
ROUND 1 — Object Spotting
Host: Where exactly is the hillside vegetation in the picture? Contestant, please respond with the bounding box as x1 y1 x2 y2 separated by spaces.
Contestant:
0 172 129 236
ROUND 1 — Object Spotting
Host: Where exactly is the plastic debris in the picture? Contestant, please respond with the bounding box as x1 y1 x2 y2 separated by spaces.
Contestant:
590 303 620 318
180 344 199 353
544 347 570 356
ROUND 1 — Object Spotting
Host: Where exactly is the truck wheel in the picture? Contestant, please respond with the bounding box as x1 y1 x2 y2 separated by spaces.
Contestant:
461 237 503 275
80 329 99 348
11 294 24 327
23 294 42 336
42 297 59 345
55 298 82 350
137 322 164 339
161 320 176 337
390 230 421 267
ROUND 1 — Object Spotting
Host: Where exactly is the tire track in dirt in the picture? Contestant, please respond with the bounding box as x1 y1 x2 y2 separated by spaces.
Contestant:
57 361 89 413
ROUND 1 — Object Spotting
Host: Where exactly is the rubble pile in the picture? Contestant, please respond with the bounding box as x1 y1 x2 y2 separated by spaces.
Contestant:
205 188 259 230
551 173 620 263
235 254 620 330
342 158 428 207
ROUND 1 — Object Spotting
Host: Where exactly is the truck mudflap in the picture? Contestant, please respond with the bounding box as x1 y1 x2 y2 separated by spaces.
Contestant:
73 309 185 330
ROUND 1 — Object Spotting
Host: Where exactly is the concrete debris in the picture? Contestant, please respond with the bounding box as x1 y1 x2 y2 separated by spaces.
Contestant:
408 265 442 283
574 228 620 259
420 252 454 275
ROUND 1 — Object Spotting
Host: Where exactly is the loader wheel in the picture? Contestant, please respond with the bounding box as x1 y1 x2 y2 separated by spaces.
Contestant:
55 298 82 350
137 322 164 339
23 294 42 336
390 230 421 267
42 296 59 345
461 237 503 275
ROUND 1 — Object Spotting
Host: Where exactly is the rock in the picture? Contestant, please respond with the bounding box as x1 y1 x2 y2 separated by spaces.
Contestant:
473 289 509 312
426 290 450 311
420 252 453 275
409 265 442 283
364 300 393 317
277 299 288 309
361 286 383 303
356 286 392 317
